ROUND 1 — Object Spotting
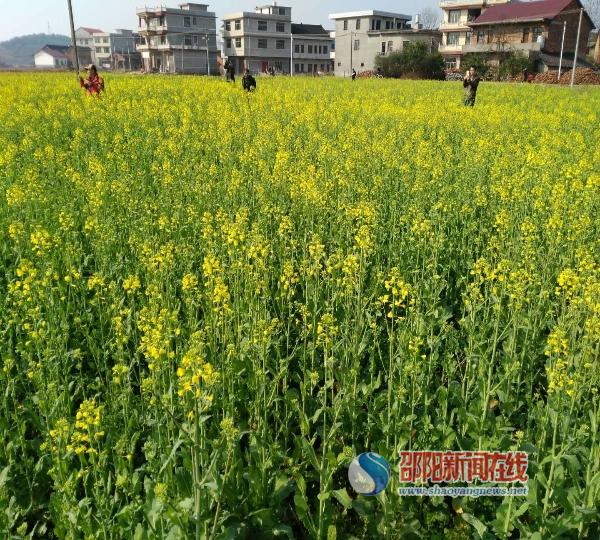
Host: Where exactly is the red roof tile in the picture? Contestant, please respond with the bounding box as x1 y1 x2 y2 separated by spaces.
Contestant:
471 0 576 25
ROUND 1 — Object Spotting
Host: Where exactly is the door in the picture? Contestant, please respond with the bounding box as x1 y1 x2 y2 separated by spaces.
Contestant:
261 61 269 73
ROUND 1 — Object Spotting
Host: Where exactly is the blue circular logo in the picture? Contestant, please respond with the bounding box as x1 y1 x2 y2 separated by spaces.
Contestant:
348 452 391 496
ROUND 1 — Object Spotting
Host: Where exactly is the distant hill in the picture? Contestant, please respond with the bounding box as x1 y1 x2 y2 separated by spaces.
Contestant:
0 33 71 66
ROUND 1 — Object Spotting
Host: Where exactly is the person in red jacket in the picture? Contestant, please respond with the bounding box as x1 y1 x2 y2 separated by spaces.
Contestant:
79 64 105 96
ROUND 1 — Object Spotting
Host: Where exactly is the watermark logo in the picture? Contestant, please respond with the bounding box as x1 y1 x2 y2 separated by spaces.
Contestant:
348 452 391 496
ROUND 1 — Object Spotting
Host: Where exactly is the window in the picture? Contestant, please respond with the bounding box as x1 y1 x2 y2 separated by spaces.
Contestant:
522 27 529 43
354 39 360 51
105 47 110 53
295 44 300 53
308 45 313 53
337 62 341 66
235 20 241 30
160 15 165 26
388 41 393 52
258 20 268 31
279 7 286 15
343 20 348 31
225 21 231 31
258 38 268 48
356 19 361 30
301 44 305 53
193 17 197 25
375 20 381 30
532 27 543 41
323 45 328 54
477 30 485 43
193 35 199 45
445 56 457 69
295 63 299 72
308 64 312 72
184 35 192 45
449 10 461 24
447 32 459 45
276 39 285 49
226 38 232 48
276 22 285 32
274 61 283 70
160 35 166 45
385 20 392 30
184 16 191 27
465 32 472 44
381 42 386 54
235 37 241 47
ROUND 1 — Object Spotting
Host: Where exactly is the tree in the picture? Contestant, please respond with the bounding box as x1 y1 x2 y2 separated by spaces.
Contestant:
375 42 445 79
418 7 443 30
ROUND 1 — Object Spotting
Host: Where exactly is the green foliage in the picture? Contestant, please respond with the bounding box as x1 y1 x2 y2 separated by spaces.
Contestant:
498 52 534 78
375 42 445 80
461 54 492 77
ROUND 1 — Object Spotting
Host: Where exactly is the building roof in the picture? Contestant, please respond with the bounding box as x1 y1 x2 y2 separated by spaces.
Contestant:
471 0 593 26
36 44 70 59
79 27 104 34
291 23 329 35
329 10 411 20
539 51 595 67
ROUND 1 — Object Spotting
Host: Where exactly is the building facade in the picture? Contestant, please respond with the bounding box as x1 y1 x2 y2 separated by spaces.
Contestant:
34 45 92 69
292 24 334 74
222 3 293 74
329 10 440 75
75 27 103 63
137 3 218 74
467 0 595 70
439 0 511 69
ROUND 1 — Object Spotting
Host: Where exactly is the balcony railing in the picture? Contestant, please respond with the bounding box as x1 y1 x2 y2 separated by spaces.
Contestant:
136 5 167 16
461 41 541 53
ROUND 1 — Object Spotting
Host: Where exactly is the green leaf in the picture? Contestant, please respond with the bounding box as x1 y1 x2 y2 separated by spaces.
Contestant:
462 512 487 538
332 488 353 509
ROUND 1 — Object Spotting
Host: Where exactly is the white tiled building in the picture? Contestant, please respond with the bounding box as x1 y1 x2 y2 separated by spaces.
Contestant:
136 3 218 73
439 0 511 68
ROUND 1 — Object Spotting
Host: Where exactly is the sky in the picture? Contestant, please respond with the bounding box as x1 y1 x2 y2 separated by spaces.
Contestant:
0 0 441 42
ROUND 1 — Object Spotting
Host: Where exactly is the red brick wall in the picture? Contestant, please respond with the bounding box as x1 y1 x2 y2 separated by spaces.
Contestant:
546 1 593 54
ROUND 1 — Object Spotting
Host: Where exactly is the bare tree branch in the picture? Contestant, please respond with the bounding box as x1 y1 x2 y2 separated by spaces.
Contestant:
418 7 443 30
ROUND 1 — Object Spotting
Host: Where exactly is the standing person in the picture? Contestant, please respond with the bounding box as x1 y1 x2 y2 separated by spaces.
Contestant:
224 58 231 81
351 68 357 81
79 64 104 96
242 68 257 92
463 66 480 107
228 62 236 83
522 67 528 82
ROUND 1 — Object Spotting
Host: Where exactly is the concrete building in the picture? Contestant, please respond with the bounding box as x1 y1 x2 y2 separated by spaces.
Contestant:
34 45 71 68
439 0 511 69
34 44 92 69
92 29 141 70
136 3 218 73
329 10 440 75
467 0 595 71
222 3 293 74
292 24 334 74
75 27 103 63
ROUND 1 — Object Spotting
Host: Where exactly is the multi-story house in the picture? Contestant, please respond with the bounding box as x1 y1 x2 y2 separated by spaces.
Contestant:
91 29 141 70
292 24 334 74
136 3 218 74
222 3 293 74
75 27 103 63
439 0 511 68
466 0 594 71
329 10 440 75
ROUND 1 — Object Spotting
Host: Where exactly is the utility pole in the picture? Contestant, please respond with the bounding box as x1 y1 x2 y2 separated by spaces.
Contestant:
290 31 293 76
66 0 80 76
570 7 583 88
350 30 353 76
557 20 566 81
205 33 210 75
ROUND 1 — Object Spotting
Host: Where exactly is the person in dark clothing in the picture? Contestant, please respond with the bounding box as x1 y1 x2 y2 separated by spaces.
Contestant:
351 68 357 81
522 67 528 82
463 66 480 107
242 69 256 92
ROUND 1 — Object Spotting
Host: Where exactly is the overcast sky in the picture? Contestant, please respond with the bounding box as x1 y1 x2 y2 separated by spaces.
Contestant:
0 1 441 42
